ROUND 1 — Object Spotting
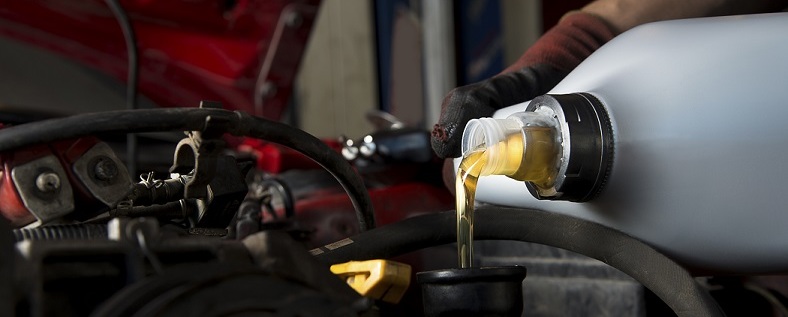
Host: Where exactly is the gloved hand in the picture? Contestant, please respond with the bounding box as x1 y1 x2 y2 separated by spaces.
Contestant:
431 11 616 159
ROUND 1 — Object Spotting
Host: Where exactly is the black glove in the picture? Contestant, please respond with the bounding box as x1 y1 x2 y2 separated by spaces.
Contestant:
431 12 615 159
431 64 567 158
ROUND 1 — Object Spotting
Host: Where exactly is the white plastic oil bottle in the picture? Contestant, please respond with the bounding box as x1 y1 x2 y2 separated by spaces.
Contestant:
458 12 788 274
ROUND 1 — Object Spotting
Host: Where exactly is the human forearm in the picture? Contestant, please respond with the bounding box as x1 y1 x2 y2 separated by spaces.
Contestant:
581 0 788 34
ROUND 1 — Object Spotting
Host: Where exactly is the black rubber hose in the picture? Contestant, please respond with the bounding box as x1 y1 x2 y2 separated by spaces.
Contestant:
0 109 222 146
13 224 108 241
312 206 725 317
0 108 375 230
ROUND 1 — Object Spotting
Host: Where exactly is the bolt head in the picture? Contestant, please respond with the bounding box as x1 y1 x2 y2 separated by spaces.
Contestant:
285 11 303 28
93 157 119 181
342 146 359 161
35 172 61 193
259 81 277 98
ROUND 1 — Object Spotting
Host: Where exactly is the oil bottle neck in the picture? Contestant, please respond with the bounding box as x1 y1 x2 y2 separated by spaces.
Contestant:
461 93 614 202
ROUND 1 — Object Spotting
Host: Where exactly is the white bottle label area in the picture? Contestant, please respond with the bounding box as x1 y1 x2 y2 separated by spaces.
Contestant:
458 13 788 274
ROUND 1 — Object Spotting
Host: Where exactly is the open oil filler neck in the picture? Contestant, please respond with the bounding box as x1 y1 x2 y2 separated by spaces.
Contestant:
462 93 614 202
417 266 527 317
428 93 615 316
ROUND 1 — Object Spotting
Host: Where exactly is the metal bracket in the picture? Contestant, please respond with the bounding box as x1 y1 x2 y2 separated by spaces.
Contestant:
10 155 74 224
254 3 318 119
72 142 132 207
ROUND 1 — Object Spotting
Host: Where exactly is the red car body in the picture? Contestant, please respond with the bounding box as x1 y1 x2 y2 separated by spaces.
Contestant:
0 0 319 119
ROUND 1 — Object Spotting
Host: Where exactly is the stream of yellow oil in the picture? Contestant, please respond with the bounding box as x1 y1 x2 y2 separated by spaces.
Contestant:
456 127 558 269
456 148 486 269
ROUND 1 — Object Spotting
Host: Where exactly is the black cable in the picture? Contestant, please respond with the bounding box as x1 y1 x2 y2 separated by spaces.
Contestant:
0 108 375 231
312 206 725 317
105 0 140 177
244 116 375 230
108 200 192 219
128 179 185 206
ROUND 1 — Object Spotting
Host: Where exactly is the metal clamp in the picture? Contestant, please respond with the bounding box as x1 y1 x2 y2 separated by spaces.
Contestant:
170 101 228 199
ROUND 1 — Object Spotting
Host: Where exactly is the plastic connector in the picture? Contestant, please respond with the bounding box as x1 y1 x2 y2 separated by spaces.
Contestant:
330 259 411 303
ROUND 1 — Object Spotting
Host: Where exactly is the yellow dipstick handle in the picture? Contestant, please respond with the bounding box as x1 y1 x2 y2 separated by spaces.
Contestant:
330 260 411 303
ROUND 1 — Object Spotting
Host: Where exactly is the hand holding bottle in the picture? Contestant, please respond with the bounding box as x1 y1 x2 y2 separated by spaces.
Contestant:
430 12 615 159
